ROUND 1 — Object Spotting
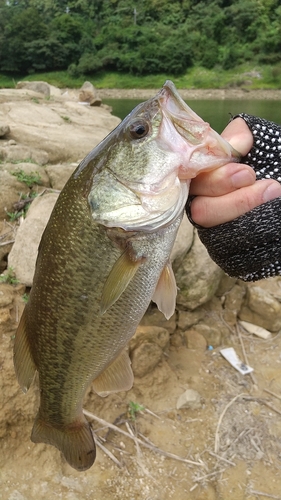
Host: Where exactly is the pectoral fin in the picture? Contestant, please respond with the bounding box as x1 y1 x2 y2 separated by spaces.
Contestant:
92 349 133 397
152 262 177 320
100 250 142 314
13 307 36 393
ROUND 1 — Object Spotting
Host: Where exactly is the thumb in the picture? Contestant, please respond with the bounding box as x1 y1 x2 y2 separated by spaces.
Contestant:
221 117 253 156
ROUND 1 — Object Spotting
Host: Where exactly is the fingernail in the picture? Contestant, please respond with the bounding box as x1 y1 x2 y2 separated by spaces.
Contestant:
231 169 255 188
263 182 281 202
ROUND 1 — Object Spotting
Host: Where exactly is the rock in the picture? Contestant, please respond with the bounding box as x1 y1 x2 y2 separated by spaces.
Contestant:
0 143 49 165
0 124 10 137
130 325 170 352
49 84 62 97
184 330 207 350
8 193 59 286
140 305 176 333
79 81 102 106
131 341 163 378
177 308 205 330
0 170 30 220
0 96 120 163
0 284 14 308
239 285 281 332
175 231 223 310
176 389 202 410
170 332 184 347
45 164 77 190
222 283 246 326
4 162 50 187
193 323 222 347
170 213 194 268
16 81 51 97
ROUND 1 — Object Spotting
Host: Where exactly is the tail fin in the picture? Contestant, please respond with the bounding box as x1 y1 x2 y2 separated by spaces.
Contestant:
31 413 96 471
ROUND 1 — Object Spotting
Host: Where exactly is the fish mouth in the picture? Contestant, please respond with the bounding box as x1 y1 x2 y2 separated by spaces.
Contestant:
157 80 240 177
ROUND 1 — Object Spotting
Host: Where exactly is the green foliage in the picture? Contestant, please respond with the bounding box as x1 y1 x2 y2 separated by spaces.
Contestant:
0 267 19 285
128 401 145 421
22 293 29 303
11 169 41 188
0 0 280 77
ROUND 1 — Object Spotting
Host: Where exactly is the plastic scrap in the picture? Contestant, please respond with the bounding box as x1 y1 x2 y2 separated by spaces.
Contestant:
239 320 272 340
220 347 254 375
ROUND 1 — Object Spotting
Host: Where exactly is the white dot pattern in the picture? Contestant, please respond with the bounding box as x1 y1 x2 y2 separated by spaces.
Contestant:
191 113 281 282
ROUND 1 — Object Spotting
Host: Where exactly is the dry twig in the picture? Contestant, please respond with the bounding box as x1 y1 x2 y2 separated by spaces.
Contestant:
214 393 246 453
250 489 281 499
264 388 281 401
84 409 203 467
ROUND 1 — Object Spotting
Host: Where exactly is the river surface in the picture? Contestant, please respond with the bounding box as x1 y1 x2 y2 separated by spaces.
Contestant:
103 98 281 132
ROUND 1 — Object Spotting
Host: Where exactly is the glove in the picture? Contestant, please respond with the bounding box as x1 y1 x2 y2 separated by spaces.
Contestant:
186 113 281 281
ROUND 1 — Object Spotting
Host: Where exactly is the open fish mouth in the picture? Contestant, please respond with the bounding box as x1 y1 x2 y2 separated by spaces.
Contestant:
157 80 240 178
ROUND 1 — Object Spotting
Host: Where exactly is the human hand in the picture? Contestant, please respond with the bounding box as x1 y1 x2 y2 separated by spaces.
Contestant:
189 117 281 227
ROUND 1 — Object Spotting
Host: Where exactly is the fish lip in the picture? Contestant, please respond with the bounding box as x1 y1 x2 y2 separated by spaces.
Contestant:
158 80 241 166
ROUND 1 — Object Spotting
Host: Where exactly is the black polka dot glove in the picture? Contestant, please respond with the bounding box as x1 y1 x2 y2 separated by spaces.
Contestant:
186 113 281 281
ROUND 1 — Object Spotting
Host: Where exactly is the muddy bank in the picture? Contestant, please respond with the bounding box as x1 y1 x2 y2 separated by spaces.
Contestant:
98 88 281 100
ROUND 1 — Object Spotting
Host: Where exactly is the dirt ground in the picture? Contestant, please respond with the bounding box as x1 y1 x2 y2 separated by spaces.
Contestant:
1 291 281 500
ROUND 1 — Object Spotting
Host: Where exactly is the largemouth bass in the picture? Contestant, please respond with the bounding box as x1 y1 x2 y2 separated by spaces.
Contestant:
14 81 238 471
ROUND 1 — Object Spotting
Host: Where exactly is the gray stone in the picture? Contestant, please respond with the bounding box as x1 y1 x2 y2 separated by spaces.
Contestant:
184 330 207 350
140 306 176 333
239 285 281 332
176 389 202 410
194 323 222 347
131 341 163 378
8 193 59 286
222 283 246 326
0 143 49 165
170 213 194 268
0 170 29 219
0 124 10 137
45 164 77 190
175 231 223 310
16 80 51 97
0 97 120 163
79 81 102 106
5 162 50 187
130 325 170 352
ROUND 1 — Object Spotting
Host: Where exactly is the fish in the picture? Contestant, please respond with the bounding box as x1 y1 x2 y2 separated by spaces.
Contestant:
13 80 239 471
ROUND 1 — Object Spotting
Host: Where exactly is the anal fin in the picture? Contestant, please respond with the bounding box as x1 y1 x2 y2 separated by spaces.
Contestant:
31 413 96 472
13 307 36 393
92 349 133 397
152 262 177 320
100 250 142 314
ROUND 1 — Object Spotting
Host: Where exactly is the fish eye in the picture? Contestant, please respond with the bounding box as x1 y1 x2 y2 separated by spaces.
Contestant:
128 119 150 140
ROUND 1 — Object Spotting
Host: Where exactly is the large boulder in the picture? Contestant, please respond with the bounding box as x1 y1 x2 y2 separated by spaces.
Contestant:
16 81 51 97
8 193 59 286
79 81 102 106
0 91 120 163
175 231 223 310
239 284 281 332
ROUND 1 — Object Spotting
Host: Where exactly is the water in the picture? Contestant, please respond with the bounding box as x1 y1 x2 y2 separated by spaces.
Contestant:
103 98 281 133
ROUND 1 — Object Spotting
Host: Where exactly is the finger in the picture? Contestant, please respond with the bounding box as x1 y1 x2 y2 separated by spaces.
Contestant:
190 179 281 228
190 163 256 197
221 117 253 154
